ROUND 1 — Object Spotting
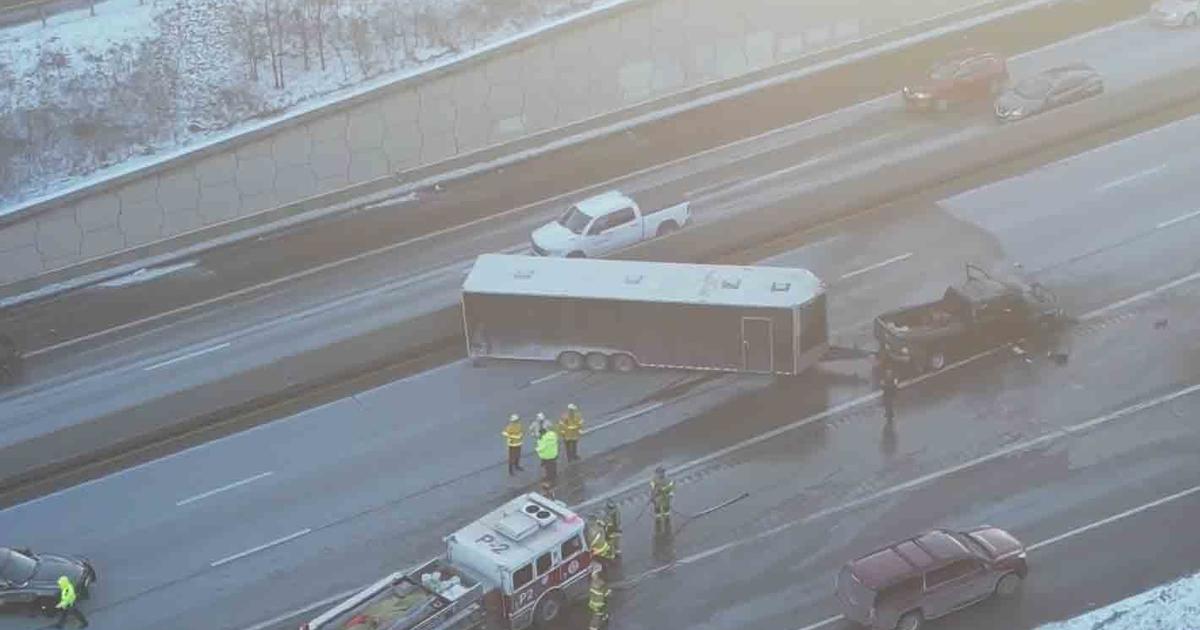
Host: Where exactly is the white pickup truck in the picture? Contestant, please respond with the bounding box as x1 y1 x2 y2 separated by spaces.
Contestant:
530 190 691 258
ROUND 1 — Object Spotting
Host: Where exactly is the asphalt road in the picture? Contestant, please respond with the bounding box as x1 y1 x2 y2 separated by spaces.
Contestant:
2 16 1198 485
1 69 1199 630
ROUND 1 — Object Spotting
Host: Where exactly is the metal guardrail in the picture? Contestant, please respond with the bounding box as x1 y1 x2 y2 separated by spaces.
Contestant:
0 0 97 26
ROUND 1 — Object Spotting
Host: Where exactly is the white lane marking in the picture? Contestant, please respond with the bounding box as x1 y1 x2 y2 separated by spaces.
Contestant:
790 483 1200 630
584 402 665 435
143 342 231 372
840 252 913 280
97 262 197 288
210 528 311 568
176 471 274 507
794 615 845 630
1096 164 1166 192
1080 267 1200 320
1156 208 1200 230
527 370 568 386
644 381 1200 571
1028 483 1200 553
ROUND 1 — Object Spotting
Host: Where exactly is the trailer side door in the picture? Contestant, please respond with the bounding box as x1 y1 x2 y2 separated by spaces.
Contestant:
741 317 774 373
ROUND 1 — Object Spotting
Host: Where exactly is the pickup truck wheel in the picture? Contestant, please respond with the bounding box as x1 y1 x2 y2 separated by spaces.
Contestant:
533 590 565 627
612 353 638 373
585 352 609 371
896 610 923 630
656 221 679 237
558 351 585 371
926 351 946 372
995 572 1023 598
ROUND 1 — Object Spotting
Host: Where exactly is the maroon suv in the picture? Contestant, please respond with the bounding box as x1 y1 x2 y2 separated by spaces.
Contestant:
901 50 1009 112
835 527 1027 630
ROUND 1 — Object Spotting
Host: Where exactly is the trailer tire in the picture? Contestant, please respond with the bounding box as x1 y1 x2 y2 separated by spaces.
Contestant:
533 590 565 627
656 221 679 237
585 352 609 371
612 353 638 373
558 351 585 371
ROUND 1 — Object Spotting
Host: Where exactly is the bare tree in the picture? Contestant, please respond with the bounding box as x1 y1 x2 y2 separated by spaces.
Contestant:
315 0 327 71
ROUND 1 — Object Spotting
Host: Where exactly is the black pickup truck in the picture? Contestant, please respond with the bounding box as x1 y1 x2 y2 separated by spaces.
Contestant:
874 264 1063 375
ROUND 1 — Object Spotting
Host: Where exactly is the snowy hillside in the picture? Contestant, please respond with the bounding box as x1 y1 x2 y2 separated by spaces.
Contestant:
0 0 603 207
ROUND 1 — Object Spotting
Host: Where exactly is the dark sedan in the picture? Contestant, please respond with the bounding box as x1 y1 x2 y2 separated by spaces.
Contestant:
995 62 1104 121
0 547 96 615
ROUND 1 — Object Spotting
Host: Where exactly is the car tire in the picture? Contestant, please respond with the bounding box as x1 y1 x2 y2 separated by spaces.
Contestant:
558 351 585 371
612 353 638 373
566 251 586 258
585 352 609 372
934 98 949 112
927 351 946 372
995 572 1023 597
533 590 565 627
35 597 56 617
896 610 923 630
1186 13 1197 26
656 221 679 237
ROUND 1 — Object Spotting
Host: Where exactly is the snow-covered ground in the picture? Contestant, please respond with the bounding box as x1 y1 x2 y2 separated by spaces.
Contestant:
1037 572 1200 629
0 0 604 207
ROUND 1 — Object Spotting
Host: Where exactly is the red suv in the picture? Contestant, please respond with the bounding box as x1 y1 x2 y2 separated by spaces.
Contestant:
901 50 1009 112
835 527 1027 630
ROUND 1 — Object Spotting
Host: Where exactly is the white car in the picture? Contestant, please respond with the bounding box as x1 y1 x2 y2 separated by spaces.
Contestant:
530 190 690 258
1149 0 1199 26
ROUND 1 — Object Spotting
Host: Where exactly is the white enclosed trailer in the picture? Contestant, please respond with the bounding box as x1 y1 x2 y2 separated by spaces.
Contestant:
462 254 829 375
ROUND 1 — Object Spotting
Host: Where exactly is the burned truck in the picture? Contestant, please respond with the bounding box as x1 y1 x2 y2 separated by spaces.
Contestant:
874 264 1064 375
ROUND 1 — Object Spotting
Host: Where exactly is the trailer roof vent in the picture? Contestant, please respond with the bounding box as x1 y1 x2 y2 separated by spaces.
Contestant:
721 277 741 289
771 281 791 292
513 268 534 279
624 274 644 285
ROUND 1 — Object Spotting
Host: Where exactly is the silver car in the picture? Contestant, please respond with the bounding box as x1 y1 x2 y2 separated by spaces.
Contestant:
995 63 1103 122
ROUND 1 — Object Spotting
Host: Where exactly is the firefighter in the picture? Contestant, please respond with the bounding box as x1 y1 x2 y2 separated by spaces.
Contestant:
650 467 675 535
604 499 622 559
589 513 615 568
587 564 611 630
535 414 559 486
53 575 88 628
558 403 584 462
880 362 898 425
502 414 525 475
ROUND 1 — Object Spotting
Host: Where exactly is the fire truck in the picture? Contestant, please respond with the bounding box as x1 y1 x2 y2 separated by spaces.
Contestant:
301 493 594 630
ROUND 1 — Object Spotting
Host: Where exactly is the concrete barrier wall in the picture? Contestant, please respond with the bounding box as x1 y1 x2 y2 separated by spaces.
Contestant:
0 0 984 284
6 42 1199 492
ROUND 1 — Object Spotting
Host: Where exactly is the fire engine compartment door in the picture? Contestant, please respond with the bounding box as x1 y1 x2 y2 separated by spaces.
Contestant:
741 317 774 373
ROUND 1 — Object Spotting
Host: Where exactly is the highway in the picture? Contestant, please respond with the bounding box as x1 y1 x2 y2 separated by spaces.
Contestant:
2 15 1199 492
1 42 1199 628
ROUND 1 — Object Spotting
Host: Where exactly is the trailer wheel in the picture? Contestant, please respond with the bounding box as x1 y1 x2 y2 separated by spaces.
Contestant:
612 353 638 373
558 351 585 371
533 590 565 627
585 352 609 371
